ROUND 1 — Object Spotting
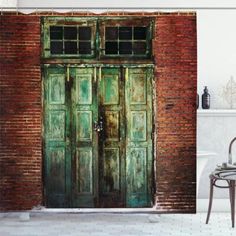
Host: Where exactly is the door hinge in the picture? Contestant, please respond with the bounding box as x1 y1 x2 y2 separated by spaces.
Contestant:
66 66 70 82
94 67 97 82
125 67 129 81
99 67 102 81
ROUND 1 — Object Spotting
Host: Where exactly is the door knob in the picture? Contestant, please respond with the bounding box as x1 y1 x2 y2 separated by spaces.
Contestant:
94 117 103 132
66 137 70 145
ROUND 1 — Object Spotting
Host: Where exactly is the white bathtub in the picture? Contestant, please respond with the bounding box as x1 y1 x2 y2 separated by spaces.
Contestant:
197 151 217 196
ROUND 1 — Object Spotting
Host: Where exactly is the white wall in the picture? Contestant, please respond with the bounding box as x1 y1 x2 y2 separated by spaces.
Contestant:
0 0 17 7
197 10 236 200
198 10 236 109
16 0 236 8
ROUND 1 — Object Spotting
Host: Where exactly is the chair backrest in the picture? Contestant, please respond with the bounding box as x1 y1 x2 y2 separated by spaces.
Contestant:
229 137 236 164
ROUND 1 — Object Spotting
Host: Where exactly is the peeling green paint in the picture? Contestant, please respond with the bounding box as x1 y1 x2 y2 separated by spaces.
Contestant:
43 17 154 208
44 66 153 207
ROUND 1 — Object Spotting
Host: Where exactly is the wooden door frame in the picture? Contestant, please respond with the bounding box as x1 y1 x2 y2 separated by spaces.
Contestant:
41 63 157 208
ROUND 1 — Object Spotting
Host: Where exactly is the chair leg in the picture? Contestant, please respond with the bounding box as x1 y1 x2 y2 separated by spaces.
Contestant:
229 181 233 226
231 180 235 228
206 178 214 224
229 181 232 206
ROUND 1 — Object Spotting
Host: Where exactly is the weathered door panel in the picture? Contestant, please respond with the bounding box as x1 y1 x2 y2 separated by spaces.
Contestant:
44 66 153 208
98 68 126 207
125 67 153 207
44 67 71 207
71 67 98 207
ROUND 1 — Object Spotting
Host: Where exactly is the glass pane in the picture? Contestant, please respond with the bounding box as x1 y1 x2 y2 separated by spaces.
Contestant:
134 27 146 40
119 27 132 40
79 42 91 54
79 27 91 40
50 41 63 54
105 42 118 54
105 27 118 40
65 41 77 54
119 42 132 54
50 26 63 40
64 27 77 40
133 42 146 54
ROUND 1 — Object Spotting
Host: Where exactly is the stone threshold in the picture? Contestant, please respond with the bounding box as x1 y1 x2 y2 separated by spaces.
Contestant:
0 208 162 222
31 207 159 214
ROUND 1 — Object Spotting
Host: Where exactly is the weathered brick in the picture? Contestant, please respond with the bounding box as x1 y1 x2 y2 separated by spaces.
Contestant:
0 15 42 211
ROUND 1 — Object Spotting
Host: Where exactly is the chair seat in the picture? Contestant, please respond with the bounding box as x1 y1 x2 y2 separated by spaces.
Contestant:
212 169 236 179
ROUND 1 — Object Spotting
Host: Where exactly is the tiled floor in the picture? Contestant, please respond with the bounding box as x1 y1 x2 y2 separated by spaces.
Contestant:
0 213 235 236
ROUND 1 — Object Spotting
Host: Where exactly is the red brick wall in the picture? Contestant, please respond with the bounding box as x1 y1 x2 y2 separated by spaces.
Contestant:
0 16 42 210
0 13 196 212
154 16 197 212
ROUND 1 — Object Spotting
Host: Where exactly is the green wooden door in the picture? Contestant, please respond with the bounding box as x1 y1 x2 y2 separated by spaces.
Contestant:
97 67 153 207
44 67 71 207
44 66 153 208
44 66 98 208
70 67 98 207
125 68 153 207
98 68 126 207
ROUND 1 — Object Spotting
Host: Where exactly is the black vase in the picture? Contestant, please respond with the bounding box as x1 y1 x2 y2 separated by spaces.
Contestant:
202 86 210 109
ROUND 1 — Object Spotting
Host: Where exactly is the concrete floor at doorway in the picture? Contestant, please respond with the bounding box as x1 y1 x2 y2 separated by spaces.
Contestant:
0 213 235 236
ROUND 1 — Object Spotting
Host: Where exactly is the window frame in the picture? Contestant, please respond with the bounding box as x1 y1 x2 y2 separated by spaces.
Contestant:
42 17 97 59
42 17 154 60
99 18 153 59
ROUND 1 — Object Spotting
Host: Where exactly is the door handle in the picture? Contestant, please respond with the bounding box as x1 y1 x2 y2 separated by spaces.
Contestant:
94 116 103 132
66 137 70 145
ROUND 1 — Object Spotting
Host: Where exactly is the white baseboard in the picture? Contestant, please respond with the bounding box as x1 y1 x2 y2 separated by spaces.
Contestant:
197 199 231 212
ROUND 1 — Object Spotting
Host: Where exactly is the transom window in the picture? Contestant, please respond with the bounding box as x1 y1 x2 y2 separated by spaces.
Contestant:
50 26 92 55
43 17 153 59
105 27 147 55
